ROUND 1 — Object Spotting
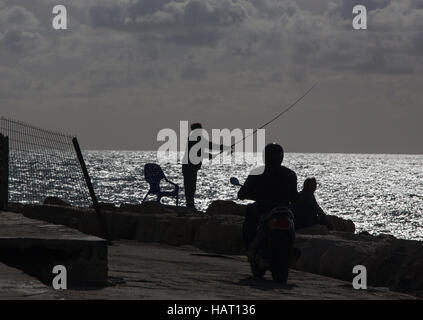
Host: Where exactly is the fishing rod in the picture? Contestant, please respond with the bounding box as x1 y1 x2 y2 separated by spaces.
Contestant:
215 82 318 156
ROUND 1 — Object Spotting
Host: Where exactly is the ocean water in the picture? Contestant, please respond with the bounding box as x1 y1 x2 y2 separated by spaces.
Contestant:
8 151 423 241
81 151 423 241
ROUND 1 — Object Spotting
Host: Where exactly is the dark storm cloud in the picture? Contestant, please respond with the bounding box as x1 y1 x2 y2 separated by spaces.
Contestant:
0 29 47 54
88 0 250 48
89 5 124 29
90 0 249 29
336 0 391 19
166 29 221 46
0 4 40 29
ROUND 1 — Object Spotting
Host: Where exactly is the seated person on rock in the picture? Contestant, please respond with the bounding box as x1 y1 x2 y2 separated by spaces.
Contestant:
237 143 298 248
292 177 333 231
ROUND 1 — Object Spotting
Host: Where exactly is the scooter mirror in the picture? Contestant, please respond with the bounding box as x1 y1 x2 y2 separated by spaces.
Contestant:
230 177 241 186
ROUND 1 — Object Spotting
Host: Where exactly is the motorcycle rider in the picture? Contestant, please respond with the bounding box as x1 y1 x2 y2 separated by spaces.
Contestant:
238 143 298 248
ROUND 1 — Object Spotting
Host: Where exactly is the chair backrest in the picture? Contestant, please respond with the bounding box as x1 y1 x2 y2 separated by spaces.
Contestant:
144 163 166 194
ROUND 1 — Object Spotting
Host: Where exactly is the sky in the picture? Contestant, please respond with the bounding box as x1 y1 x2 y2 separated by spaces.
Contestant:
0 0 422 154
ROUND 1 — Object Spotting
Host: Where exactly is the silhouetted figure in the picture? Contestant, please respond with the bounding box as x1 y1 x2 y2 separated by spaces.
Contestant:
182 123 202 209
182 123 230 209
292 178 333 230
238 143 298 247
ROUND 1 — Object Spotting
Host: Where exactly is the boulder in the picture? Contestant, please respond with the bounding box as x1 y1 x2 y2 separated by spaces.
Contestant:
296 224 329 235
91 202 117 211
134 201 173 214
295 234 378 280
14 200 423 295
120 202 204 215
294 233 423 295
79 210 139 240
5 202 25 213
326 215 355 233
119 203 145 213
22 205 83 229
364 239 423 294
193 216 245 254
43 197 71 207
206 200 247 217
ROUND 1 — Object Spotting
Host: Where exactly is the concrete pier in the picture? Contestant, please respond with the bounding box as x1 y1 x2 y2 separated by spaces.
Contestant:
0 211 108 287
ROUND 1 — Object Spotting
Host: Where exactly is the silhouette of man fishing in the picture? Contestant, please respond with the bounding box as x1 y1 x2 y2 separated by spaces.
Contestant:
183 84 317 210
182 123 231 209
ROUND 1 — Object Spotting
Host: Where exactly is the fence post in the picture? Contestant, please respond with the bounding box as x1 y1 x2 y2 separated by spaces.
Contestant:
72 137 109 241
0 134 8 211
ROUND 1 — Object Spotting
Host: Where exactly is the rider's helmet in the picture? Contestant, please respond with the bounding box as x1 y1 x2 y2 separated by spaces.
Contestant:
264 143 284 167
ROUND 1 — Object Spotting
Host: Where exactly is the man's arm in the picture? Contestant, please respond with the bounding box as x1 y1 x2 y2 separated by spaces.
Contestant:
289 172 299 204
238 175 258 201
311 196 326 217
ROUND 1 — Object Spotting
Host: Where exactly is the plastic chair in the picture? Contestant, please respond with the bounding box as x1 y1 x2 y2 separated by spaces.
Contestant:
142 163 179 206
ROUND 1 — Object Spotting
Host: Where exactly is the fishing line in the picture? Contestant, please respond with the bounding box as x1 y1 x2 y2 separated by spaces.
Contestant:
216 82 318 156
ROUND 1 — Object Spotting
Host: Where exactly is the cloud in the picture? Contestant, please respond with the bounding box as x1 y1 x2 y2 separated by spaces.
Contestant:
89 0 250 28
89 0 251 47
0 29 48 54
0 5 40 30
180 55 208 80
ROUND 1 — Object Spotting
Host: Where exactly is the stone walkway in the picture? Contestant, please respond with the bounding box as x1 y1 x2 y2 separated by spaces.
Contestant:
1 241 412 300
0 211 108 286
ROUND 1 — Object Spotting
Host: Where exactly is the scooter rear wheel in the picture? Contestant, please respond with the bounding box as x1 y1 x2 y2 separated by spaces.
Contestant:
250 250 266 278
270 232 292 284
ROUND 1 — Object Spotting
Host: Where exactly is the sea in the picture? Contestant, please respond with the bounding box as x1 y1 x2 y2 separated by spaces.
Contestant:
8 151 423 241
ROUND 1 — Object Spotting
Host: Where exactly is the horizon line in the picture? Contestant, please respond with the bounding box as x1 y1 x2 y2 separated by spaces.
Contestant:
80 149 423 156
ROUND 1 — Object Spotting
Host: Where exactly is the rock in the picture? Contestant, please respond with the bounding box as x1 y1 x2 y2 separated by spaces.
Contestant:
120 202 201 215
295 234 378 280
206 200 247 217
296 224 329 235
5 202 25 213
136 201 173 214
294 233 423 295
22 205 83 229
376 233 397 240
91 202 117 211
119 203 144 213
364 239 423 294
79 210 139 240
43 197 71 207
14 201 423 296
326 215 355 233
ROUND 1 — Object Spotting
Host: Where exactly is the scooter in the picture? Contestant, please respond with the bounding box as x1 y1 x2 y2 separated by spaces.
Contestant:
230 177 296 283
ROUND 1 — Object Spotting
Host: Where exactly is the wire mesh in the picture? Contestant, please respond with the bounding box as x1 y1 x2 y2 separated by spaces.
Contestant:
0 117 91 207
